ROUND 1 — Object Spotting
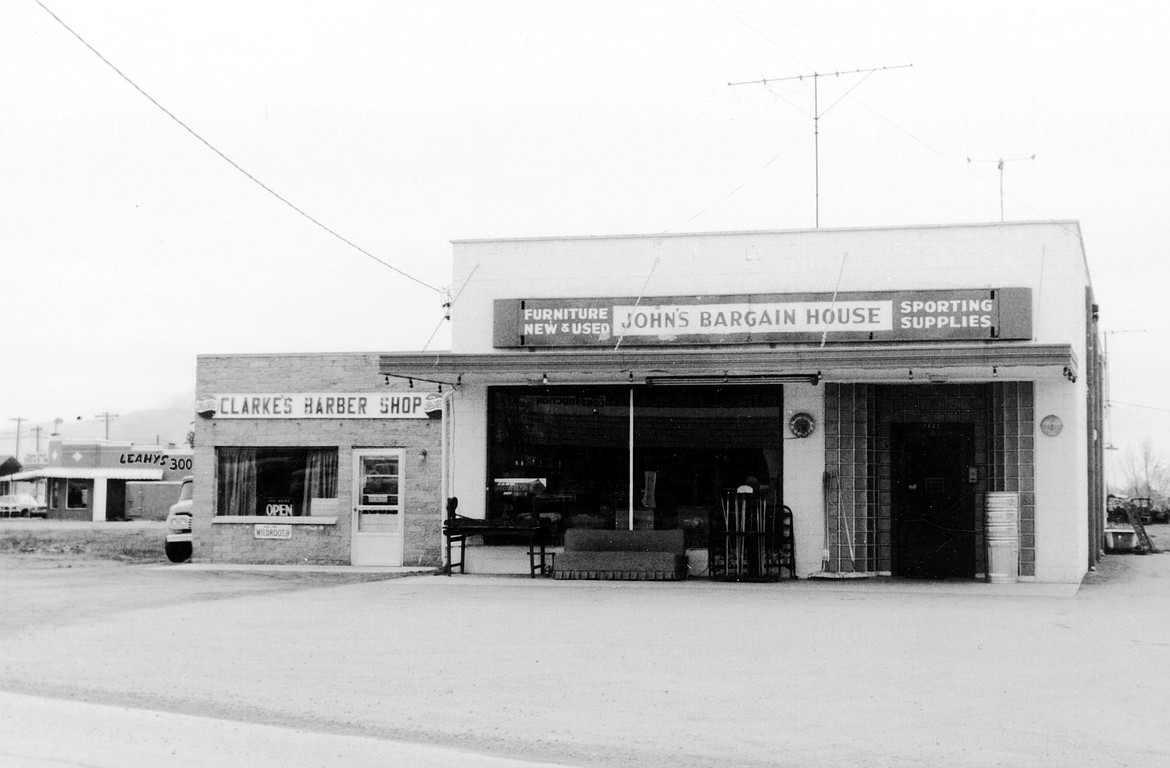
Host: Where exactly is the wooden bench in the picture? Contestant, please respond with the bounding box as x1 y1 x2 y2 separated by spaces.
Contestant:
554 528 687 581
442 498 550 578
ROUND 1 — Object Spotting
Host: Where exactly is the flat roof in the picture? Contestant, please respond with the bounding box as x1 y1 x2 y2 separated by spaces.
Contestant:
450 219 1083 245
7 468 167 482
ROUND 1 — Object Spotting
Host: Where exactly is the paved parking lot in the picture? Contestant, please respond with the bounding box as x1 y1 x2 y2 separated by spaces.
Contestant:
1 531 1168 768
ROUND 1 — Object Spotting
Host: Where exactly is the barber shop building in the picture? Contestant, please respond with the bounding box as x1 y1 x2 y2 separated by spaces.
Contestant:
193 221 1103 584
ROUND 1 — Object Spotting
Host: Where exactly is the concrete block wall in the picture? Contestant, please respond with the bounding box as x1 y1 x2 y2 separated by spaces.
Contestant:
194 353 443 566
125 481 182 521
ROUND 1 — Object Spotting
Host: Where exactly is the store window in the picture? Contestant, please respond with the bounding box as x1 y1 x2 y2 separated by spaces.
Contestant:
216 448 338 517
487 385 782 542
66 479 88 509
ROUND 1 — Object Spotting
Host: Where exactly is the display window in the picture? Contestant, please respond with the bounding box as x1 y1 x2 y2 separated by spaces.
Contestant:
216 447 338 517
66 479 88 509
487 385 782 544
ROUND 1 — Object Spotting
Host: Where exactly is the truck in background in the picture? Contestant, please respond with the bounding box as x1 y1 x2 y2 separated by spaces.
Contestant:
165 476 193 563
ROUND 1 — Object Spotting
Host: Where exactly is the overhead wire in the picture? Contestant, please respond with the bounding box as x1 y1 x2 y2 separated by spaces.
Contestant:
1109 400 1170 415
421 263 480 352
33 0 442 295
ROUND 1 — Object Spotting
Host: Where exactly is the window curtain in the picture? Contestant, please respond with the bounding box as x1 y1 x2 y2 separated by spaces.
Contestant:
218 448 257 516
302 449 338 515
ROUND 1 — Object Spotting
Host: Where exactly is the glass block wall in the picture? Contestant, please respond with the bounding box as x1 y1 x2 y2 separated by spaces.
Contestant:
823 381 1035 577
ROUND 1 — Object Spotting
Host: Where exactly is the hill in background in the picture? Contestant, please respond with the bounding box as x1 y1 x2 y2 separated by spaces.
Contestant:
13 395 195 454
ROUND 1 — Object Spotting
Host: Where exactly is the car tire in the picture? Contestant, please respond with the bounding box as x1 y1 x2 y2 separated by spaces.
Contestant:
165 540 193 563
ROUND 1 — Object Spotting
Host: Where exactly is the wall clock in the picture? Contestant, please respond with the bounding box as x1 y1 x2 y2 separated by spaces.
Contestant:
789 412 816 438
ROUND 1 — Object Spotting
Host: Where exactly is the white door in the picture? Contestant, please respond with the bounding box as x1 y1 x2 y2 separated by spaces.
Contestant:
351 449 404 566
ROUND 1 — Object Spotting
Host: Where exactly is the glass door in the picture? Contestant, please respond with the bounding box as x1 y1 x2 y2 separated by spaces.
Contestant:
351 449 404 566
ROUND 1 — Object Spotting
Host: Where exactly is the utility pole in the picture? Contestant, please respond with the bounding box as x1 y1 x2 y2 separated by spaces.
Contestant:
966 154 1035 221
8 417 24 460
32 426 44 452
95 412 119 440
730 64 912 228
1102 329 1147 489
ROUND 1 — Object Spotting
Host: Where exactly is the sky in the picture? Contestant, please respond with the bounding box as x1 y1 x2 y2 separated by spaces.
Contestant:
3 0 1169 488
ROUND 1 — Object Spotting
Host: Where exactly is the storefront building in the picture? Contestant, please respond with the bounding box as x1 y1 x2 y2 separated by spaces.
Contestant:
7 439 194 521
378 221 1104 584
191 354 444 566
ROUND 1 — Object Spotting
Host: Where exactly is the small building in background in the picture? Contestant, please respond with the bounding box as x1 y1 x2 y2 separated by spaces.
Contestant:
6 440 193 521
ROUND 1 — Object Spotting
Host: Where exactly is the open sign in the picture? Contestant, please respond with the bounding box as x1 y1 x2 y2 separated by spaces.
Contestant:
263 497 296 517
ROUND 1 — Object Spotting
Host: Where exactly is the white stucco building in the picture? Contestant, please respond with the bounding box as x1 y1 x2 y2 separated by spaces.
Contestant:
382 221 1104 583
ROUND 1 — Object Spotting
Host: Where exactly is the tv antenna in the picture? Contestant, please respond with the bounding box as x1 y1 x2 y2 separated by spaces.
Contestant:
966 154 1036 221
729 63 912 228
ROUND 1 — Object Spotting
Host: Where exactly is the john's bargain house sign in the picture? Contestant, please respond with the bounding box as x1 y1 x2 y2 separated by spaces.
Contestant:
494 288 1032 347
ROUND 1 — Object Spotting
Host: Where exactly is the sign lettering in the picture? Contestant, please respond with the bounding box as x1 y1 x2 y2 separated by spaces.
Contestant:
206 393 431 419
494 288 1031 347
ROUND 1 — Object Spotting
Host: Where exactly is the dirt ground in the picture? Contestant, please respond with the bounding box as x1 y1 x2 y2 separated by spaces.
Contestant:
1 522 1168 767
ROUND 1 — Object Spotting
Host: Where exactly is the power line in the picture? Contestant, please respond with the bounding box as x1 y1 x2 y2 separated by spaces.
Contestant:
1110 400 1170 415
33 0 442 295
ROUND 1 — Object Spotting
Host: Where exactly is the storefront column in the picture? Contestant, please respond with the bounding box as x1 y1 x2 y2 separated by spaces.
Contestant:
92 478 108 522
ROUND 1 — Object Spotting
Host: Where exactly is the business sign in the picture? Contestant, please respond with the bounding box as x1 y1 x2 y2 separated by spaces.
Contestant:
263 496 296 516
494 288 1032 347
22 453 49 467
118 450 193 472
254 524 292 540
206 393 440 419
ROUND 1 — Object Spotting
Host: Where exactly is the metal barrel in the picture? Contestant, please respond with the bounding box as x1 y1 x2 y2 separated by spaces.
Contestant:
986 492 1020 584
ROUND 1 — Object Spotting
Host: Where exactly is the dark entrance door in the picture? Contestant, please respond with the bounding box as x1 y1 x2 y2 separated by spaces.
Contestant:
893 424 976 578
106 480 127 521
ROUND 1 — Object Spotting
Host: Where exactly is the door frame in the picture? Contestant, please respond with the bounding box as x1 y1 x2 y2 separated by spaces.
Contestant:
351 448 406 567
891 423 977 578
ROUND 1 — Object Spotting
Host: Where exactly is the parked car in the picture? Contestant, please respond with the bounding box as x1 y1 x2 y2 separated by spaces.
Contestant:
165 476 193 562
0 493 47 518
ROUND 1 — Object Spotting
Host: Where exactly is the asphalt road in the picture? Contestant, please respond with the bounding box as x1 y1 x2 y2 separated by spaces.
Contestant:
1 533 1168 767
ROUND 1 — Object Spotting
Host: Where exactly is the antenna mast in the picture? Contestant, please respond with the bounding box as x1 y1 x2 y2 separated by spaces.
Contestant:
966 154 1036 221
730 64 912 228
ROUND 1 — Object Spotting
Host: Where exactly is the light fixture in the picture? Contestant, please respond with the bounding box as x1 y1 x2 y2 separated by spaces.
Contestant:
408 378 414 388
789 412 816 438
908 369 914 380
645 373 822 386
542 373 548 385
992 366 998 378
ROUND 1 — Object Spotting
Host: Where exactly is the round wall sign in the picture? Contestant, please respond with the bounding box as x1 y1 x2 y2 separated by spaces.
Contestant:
789 412 816 438
1040 414 1063 437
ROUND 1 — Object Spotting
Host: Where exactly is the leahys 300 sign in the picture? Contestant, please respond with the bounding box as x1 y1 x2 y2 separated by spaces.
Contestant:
494 288 1032 347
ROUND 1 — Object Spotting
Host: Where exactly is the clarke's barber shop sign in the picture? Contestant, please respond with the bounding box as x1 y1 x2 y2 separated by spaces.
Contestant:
199 393 443 419
494 288 1032 348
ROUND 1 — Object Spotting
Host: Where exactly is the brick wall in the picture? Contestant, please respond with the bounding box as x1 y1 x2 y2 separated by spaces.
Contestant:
193 353 443 566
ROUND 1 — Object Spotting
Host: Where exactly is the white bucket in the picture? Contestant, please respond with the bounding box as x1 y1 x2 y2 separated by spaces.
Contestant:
986 492 1019 584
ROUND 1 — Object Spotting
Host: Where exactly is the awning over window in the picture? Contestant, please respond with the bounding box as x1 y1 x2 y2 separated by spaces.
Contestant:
378 343 1078 386
6 468 166 482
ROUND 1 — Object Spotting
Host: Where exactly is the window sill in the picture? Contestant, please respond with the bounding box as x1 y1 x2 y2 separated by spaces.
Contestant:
212 516 340 525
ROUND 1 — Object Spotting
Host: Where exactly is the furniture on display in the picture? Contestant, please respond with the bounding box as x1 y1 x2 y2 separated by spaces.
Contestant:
554 528 688 581
709 491 796 581
442 498 551 578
